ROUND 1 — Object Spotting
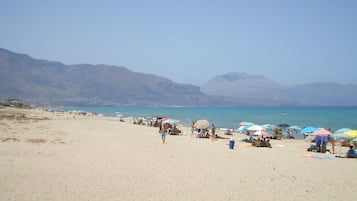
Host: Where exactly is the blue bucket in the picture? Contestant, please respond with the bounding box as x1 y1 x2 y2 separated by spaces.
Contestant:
229 139 235 149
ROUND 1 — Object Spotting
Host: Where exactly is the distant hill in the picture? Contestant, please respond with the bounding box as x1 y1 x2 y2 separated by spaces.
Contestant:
201 72 284 101
278 82 357 106
0 48 215 106
201 72 357 106
1 48 356 106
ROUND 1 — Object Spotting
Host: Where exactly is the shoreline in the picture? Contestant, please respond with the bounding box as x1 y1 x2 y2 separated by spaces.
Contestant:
1 107 356 201
50 105 357 133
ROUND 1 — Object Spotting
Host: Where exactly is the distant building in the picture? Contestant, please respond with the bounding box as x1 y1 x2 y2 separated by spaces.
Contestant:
1 99 31 108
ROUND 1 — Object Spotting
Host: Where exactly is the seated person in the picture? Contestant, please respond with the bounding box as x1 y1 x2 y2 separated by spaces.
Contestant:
171 125 181 135
346 145 357 158
287 134 295 139
213 134 228 139
204 130 210 138
265 139 272 148
307 144 318 152
225 129 232 135
254 138 272 148
249 136 256 143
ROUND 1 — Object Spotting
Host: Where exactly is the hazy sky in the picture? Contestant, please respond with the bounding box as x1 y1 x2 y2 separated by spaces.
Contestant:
1 0 356 86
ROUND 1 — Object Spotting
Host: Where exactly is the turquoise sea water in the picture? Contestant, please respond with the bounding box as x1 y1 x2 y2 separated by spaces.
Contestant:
66 106 357 133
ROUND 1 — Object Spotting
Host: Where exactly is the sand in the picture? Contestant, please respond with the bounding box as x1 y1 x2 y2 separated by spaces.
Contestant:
0 107 356 201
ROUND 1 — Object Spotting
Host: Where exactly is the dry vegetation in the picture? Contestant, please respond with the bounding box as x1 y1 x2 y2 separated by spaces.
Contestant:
0 108 65 144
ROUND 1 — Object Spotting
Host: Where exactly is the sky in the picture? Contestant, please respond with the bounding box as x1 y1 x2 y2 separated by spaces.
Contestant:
1 0 357 86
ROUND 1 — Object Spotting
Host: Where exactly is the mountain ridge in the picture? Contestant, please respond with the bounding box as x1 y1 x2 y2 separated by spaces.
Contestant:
1 48 356 106
0 48 209 106
201 72 357 106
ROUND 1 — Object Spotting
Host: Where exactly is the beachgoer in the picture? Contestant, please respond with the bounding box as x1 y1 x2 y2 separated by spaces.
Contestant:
328 136 335 154
171 125 181 135
211 124 216 140
191 122 195 134
225 129 232 135
205 129 210 138
346 145 357 158
200 129 205 138
160 125 167 144
277 128 283 139
249 136 256 144
265 139 272 148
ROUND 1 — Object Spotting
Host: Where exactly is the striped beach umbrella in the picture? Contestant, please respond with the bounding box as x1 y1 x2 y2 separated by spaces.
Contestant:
331 133 353 140
335 128 352 133
344 130 357 138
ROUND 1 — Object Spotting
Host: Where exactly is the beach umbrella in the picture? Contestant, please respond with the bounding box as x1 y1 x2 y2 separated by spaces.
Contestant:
161 117 171 122
289 125 302 130
262 124 276 129
247 125 265 131
239 121 254 126
252 130 271 137
162 118 180 124
300 126 318 134
278 123 290 128
194 119 209 129
239 125 253 132
344 130 357 138
237 125 244 131
335 128 352 133
312 129 332 136
331 133 353 140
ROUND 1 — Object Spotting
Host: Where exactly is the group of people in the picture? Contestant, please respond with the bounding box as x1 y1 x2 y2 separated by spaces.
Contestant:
190 123 228 140
246 136 272 148
306 135 357 158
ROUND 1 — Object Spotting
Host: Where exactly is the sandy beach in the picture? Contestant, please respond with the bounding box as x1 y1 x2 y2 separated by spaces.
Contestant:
0 107 356 201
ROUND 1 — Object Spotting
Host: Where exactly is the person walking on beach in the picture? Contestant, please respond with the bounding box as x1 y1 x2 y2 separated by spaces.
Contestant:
160 124 167 144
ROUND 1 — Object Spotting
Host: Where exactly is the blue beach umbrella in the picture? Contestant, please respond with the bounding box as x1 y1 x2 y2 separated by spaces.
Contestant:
262 124 276 129
238 124 258 133
300 126 318 134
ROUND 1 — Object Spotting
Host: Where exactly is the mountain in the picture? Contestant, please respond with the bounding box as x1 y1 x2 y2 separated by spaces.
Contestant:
0 48 217 106
2 48 356 106
201 73 357 106
278 82 357 106
201 72 284 101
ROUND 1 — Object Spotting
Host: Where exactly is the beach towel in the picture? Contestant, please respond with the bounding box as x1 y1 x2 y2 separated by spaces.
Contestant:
296 154 335 160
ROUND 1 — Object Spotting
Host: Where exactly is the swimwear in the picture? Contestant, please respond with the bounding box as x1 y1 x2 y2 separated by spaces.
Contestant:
161 132 166 137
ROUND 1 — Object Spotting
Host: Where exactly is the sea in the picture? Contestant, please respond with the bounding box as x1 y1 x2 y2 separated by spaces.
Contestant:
65 106 357 134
